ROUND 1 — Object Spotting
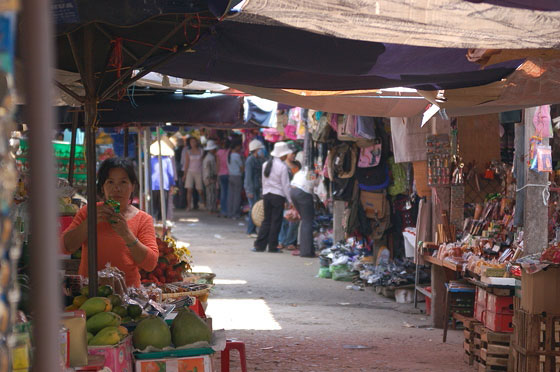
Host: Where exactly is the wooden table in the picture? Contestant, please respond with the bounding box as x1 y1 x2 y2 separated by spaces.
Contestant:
422 254 464 328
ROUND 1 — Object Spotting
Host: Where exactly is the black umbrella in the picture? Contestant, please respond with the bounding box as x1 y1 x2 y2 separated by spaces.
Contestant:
53 0 228 296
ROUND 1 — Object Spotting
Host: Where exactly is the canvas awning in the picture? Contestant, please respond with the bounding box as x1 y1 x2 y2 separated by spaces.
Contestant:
228 84 428 117
228 0 560 49
152 20 522 92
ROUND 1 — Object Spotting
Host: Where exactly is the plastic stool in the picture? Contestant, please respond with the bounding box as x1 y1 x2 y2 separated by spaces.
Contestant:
221 339 247 372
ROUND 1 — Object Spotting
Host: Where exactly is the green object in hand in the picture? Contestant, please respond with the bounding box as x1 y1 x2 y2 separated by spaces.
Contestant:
105 199 120 213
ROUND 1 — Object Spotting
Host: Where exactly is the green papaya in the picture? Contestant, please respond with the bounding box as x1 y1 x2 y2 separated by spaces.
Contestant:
87 332 94 344
86 312 121 334
80 297 111 318
171 308 212 347
89 326 121 346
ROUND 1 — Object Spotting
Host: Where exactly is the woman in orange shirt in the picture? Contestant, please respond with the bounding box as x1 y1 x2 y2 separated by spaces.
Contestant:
62 158 158 287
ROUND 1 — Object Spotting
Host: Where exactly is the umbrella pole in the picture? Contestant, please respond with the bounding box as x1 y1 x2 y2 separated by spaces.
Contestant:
157 127 166 233
23 0 60 370
68 111 79 186
143 128 151 216
138 128 144 211
83 25 98 298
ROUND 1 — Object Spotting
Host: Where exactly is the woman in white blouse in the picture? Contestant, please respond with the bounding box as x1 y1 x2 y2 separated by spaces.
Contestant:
252 142 293 253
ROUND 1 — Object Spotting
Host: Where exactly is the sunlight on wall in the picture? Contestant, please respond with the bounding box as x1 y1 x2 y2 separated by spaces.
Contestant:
206 299 282 331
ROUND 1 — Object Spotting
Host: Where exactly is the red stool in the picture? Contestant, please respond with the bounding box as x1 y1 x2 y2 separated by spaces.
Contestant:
221 339 247 372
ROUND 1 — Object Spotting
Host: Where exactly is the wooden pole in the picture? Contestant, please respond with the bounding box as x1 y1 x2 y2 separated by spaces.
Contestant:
333 201 345 242
138 128 144 211
23 0 60 369
143 128 151 216
157 127 167 228
83 25 99 297
522 107 550 255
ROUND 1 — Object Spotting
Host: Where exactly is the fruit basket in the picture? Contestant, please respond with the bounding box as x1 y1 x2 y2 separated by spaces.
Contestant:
183 272 216 285
160 283 213 301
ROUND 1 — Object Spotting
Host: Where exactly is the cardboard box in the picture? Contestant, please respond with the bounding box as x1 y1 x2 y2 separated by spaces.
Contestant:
88 335 133 372
135 354 213 372
521 267 560 314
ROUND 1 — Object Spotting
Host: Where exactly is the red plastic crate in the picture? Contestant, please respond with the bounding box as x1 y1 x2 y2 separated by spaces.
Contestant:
476 287 487 306
484 310 513 332
474 301 485 322
486 294 513 315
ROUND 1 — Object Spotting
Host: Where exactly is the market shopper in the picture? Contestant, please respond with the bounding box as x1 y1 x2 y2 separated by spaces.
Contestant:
227 140 244 218
62 157 158 287
278 160 301 250
149 138 176 222
182 137 204 211
290 166 317 257
216 139 230 217
202 140 219 213
253 142 293 253
244 139 265 237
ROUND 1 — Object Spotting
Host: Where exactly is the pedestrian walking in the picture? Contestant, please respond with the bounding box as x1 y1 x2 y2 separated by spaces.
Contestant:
202 140 219 213
150 140 175 222
182 137 204 211
253 142 293 253
216 139 230 217
227 140 244 218
244 139 265 237
290 166 317 257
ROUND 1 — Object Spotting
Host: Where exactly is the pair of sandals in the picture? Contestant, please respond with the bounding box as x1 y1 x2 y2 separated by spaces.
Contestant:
277 244 297 251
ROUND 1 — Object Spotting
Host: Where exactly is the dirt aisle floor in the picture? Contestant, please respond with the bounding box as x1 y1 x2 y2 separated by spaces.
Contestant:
172 210 472 372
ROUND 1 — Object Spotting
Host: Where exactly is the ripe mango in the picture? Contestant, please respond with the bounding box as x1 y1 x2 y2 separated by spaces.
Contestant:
64 304 78 311
117 326 128 340
86 312 121 334
88 326 121 346
72 295 88 308
80 297 111 318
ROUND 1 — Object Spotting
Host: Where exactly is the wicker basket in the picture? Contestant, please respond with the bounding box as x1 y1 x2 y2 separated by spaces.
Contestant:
161 284 213 300
183 272 216 285
251 199 265 227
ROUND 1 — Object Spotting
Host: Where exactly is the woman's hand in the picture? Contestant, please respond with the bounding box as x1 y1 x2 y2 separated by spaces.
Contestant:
97 203 117 224
107 212 133 240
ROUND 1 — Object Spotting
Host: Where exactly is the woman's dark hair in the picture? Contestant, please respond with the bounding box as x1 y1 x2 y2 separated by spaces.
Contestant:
96 157 138 197
228 139 242 164
264 159 273 178
292 160 302 171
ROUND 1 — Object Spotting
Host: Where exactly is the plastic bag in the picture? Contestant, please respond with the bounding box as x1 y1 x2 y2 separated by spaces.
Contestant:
330 264 355 282
317 267 332 279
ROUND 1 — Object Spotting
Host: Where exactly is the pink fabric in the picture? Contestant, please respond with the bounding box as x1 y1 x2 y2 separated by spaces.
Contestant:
217 149 229 176
358 144 382 167
533 105 552 138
